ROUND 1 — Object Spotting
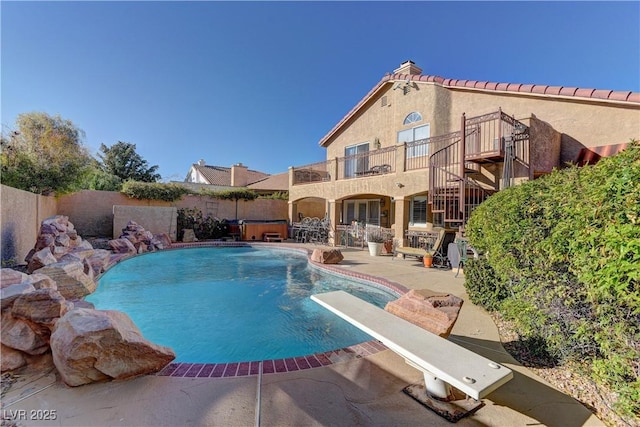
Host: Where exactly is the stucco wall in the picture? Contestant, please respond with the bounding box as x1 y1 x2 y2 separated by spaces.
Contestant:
57 190 173 238
113 206 178 241
1 185 57 265
58 190 288 239
325 85 441 160
443 87 639 162
324 82 639 165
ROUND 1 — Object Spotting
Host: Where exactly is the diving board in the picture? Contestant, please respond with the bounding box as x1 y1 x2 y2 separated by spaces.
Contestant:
311 291 513 421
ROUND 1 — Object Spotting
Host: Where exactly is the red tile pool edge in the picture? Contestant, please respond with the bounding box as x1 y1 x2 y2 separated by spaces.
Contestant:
150 242 406 378
157 340 389 378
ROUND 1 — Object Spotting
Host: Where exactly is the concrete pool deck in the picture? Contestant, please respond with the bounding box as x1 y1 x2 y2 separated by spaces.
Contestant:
1 244 603 426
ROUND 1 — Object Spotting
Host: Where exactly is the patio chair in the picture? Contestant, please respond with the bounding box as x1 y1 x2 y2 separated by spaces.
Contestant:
395 228 449 268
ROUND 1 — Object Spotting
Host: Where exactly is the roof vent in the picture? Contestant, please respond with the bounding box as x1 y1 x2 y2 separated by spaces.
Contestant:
198 159 206 166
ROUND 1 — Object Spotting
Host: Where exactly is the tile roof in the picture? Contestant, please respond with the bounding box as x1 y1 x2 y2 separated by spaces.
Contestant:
191 164 270 186
319 71 640 147
247 171 289 191
575 142 630 166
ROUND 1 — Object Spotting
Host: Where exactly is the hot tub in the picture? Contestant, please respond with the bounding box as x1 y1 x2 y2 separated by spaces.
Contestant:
240 219 289 241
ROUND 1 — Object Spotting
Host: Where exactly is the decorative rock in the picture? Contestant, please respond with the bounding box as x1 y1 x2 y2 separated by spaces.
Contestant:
385 289 463 338
1 282 36 310
39 222 61 236
135 242 148 254
1 311 48 355
42 215 69 232
36 260 96 299
108 238 137 254
55 234 71 247
51 308 176 386
27 273 57 290
69 299 95 310
73 240 95 252
310 248 344 264
34 233 56 252
86 250 111 275
27 247 58 273
1 344 27 372
1 268 29 288
182 229 196 243
12 288 72 326
151 233 172 250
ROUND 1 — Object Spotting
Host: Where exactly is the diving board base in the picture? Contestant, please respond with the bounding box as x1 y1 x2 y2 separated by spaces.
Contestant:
403 383 484 423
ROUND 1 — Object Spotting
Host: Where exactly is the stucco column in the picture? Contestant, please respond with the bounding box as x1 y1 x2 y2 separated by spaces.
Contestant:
327 199 340 246
288 200 297 229
393 196 409 247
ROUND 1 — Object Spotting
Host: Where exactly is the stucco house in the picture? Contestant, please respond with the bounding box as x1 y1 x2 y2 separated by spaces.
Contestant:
288 60 640 245
183 160 288 196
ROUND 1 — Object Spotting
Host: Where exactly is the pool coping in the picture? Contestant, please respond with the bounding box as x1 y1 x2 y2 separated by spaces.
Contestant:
127 241 409 378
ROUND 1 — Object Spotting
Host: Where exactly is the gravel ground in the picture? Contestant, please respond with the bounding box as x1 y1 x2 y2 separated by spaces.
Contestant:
492 313 637 427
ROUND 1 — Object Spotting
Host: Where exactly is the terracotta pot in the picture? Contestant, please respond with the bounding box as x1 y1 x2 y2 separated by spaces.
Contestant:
423 256 433 268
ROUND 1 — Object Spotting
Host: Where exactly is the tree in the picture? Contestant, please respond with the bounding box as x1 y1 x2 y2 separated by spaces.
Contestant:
213 189 259 220
1 112 92 195
97 141 161 183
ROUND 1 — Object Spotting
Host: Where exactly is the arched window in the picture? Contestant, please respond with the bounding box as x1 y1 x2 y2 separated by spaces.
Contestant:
403 112 422 125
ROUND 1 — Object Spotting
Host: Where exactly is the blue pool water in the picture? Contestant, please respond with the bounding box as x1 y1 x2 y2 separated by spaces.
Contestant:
86 247 397 363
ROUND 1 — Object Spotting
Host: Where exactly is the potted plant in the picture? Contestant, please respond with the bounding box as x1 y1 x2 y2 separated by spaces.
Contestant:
366 227 385 256
423 253 433 268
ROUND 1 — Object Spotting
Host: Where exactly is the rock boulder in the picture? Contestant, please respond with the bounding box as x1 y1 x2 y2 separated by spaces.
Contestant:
384 289 463 338
51 308 176 386
12 288 72 327
36 261 96 299
310 248 344 264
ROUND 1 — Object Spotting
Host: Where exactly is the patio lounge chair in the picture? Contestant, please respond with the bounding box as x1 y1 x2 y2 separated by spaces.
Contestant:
394 227 450 268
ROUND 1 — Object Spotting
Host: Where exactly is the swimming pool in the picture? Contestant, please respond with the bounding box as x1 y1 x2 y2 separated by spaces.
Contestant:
86 246 398 363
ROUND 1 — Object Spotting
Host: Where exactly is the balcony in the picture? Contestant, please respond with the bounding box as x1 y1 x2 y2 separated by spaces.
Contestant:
290 109 529 188
337 146 396 180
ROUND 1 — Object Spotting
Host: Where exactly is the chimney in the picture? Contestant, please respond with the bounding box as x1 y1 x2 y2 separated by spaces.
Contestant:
231 162 248 187
197 159 206 166
394 60 422 76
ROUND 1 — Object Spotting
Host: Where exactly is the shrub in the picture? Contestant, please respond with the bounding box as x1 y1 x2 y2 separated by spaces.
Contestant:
463 258 507 311
177 208 230 241
465 140 640 420
121 181 191 202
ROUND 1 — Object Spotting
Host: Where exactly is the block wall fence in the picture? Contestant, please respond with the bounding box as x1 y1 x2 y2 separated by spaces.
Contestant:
1 185 288 265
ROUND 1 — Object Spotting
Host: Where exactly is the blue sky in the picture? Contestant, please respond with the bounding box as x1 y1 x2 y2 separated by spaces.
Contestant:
2 1 639 181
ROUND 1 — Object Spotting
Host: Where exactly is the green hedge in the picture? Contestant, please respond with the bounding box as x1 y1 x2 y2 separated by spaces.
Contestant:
465 141 639 420
121 181 192 202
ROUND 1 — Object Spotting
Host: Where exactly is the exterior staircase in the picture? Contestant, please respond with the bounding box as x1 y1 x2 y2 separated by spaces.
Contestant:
428 109 530 230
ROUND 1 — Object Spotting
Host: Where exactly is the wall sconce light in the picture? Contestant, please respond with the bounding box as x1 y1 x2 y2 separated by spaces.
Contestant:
513 122 527 135
395 182 404 188
392 79 417 95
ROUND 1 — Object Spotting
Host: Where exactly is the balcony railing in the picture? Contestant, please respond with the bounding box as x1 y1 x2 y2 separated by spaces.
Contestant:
336 146 396 180
290 109 529 190
291 160 331 185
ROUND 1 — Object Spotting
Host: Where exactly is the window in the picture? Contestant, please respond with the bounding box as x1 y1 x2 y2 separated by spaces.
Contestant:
403 112 422 125
398 124 430 157
343 199 380 225
409 196 428 226
344 142 369 178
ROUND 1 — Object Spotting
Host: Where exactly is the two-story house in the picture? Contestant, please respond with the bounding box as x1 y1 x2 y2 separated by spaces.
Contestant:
288 60 640 245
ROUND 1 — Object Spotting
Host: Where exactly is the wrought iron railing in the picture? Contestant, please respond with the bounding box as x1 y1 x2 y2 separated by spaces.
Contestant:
291 160 332 185
336 146 396 180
